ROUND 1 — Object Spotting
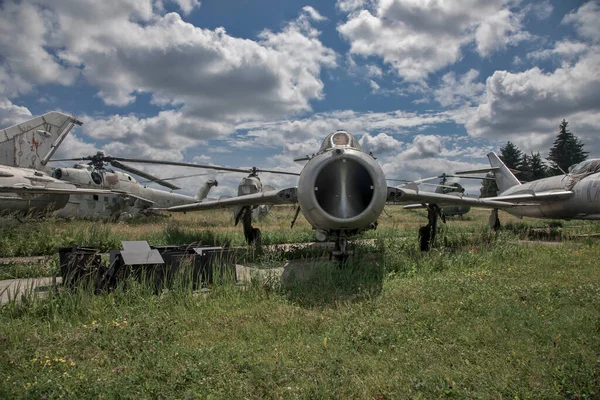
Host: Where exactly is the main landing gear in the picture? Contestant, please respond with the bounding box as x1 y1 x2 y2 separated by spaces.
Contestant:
489 208 501 231
418 204 446 251
236 206 261 246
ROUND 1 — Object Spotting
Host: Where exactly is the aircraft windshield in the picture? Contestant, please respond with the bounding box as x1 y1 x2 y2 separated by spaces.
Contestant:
568 159 600 176
318 131 362 153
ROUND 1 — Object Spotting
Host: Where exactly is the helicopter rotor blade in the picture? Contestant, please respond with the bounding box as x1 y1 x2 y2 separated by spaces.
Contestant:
442 174 495 181
105 158 257 174
140 171 233 184
106 157 301 176
254 168 300 176
49 157 92 162
109 160 181 190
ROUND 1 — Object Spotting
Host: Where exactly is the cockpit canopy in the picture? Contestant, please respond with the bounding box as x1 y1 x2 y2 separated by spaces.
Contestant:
319 130 363 153
568 159 600 176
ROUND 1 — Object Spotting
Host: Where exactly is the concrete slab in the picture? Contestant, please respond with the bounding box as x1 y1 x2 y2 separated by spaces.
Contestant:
0 277 61 304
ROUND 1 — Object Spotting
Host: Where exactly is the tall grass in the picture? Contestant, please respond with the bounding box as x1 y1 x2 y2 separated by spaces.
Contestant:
1 230 599 398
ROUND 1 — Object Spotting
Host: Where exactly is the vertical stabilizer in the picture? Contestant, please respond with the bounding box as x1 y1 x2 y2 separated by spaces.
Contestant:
487 152 521 193
196 179 218 201
0 111 82 170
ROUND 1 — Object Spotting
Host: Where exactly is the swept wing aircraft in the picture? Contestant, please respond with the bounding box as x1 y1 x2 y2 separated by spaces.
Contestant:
0 112 120 216
456 152 600 227
115 130 521 257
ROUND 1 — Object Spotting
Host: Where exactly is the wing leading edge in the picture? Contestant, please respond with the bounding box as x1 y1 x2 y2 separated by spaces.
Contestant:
388 185 575 209
163 187 298 213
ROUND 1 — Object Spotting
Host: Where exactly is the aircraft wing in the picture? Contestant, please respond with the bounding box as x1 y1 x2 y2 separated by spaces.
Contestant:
0 183 116 196
387 185 517 209
490 190 574 203
0 184 156 210
163 187 297 212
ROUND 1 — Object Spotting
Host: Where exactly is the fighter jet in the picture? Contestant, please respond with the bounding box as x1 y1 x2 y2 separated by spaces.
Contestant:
0 112 217 220
456 152 600 227
119 130 519 257
0 112 119 216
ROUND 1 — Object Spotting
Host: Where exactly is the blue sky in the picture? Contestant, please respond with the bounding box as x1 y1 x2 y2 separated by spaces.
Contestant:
1 0 598 196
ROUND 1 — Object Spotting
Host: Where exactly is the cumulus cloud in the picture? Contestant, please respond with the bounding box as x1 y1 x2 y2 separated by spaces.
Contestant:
0 99 32 128
358 132 402 155
237 109 450 150
0 2 77 97
434 69 485 107
337 0 530 81
563 1 600 43
475 8 530 57
459 1 600 155
0 1 336 124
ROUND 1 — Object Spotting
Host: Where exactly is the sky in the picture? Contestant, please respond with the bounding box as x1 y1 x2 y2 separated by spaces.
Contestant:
0 0 598 196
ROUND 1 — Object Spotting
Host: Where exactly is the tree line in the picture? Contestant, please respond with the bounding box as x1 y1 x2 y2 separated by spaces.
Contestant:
481 119 588 197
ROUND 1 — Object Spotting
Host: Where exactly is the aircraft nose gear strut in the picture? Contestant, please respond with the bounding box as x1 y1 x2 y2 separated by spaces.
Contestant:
331 236 352 262
419 204 446 251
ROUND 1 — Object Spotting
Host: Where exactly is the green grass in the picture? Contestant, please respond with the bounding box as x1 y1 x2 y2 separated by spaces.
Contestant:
1 231 599 398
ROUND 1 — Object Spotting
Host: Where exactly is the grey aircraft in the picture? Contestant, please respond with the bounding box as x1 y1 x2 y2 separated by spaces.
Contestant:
0 112 120 216
52 152 218 219
120 130 522 257
457 152 600 227
0 112 217 219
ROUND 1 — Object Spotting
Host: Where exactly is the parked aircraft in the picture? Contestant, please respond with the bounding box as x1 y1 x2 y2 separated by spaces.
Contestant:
109 130 520 257
51 152 218 219
457 152 600 227
400 173 474 217
0 113 217 220
0 112 118 216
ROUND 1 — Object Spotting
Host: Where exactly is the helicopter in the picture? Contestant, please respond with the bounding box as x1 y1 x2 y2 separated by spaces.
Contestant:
397 173 493 217
50 152 218 219
0 112 123 217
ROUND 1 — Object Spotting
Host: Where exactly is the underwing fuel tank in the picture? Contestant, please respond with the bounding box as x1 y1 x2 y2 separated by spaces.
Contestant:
297 145 388 233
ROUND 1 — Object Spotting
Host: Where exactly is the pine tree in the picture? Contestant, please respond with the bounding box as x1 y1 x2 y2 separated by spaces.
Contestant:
520 153 534 182
529 152 547 180
480 172 498 198
499 141 524 170
547 119 588 175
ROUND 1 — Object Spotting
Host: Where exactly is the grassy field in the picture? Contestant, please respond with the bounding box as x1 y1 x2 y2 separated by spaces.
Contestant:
1 208 599 398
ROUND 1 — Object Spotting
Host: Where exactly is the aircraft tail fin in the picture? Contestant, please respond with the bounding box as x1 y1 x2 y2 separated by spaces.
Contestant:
486 152 521 192
195 179 218 201
0 111 82 170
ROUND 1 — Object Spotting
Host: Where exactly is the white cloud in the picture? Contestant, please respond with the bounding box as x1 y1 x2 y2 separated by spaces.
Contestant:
434 69 485 107
0 99 32 127
237 109 450 150
0 1 336 124
527 40 588 61
398 135 442 161
460 51 600 153
563 1 600 43
337 0 530 81
359 132 403 155
475 8 529 57
0 1 77 97
336 0 368 13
